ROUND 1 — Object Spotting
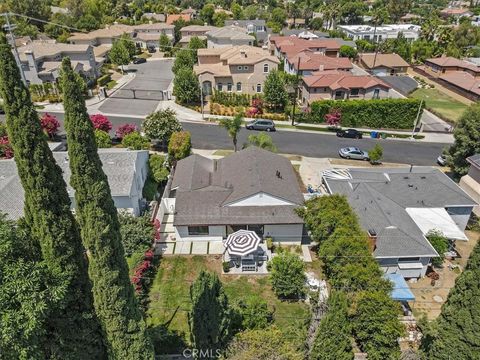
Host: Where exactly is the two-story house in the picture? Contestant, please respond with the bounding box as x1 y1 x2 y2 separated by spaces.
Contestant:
17 41 98 85
194 46 280 95
269 36 341 59
285 50 353 76
179 25 218 47
206 26 255 48
337 24 421 41
300 71 390 103
224 20 270 44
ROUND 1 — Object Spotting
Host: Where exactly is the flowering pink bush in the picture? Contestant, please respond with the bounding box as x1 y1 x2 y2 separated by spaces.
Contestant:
40 113 60 138
131 248 155 293
0 136 13 159
90 114 112 132
325 107 342 127
115 123 137 139
153 219 161 241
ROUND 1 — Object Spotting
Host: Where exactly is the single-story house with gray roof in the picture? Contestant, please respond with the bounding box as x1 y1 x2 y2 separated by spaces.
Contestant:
164 147 305 243
0 149 149 219
460 154 480 216
323 167 477 278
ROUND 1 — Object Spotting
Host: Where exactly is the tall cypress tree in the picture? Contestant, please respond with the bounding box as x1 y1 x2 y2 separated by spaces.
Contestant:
60 58 154 359
0 36 106 358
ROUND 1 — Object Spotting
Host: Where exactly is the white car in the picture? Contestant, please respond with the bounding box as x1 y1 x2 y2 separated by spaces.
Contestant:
339 147 369 161
437 154 447 166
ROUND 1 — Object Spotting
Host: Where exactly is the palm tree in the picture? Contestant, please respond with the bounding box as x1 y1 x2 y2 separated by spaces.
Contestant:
219 113 243 152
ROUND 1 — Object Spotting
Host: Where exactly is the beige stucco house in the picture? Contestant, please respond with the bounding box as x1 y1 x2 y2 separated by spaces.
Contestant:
194 46 280 95
206 26 255 48
300 71 390 104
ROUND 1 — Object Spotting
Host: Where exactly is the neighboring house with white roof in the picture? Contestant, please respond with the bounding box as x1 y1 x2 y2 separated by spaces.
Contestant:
0 149 149 218
206 26 255 48
194 46 279 95
16 41 98 85
161 147 305 244
338 24 421 41
323 167 477 278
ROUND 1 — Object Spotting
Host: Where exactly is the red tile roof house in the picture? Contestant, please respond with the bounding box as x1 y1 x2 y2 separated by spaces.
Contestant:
166 13 191 25
269 36 341 59
424 57 480 101
285 50 353 76
440 8 473 23
300 71 391 104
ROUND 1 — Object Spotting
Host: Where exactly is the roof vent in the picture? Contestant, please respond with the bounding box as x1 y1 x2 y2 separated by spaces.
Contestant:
408 184 413 188
403 176 409 179
276 170 282 179
421 176 426 179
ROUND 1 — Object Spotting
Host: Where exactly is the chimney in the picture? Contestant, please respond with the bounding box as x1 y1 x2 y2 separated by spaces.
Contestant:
368 229 377 252
240 50 247 58
318 64 324 71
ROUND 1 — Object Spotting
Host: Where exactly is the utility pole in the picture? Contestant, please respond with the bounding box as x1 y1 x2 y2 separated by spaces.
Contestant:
2 12 27 85
411 99 423 139
291 56 301 126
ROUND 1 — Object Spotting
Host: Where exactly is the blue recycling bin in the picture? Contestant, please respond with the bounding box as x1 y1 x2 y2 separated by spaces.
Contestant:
370 131 378 138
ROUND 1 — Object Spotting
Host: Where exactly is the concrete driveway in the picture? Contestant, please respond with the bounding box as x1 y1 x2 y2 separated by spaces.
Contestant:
99 59 173 116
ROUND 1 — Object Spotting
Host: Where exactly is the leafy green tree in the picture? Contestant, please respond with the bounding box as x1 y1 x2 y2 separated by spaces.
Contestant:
270 252 306 299
0 216 51 360
0 35 106 360
246 133 277 152
119 212 154 256
263 70 289 111
173 18 188 44
339 45 358 59
188 35 206 62
200 3 216 24
235 296 273 330
60 58 154 359
122 131 150 150
168 131 192 163
173 68 201 104
311 291 353 360
173 49 196 74
352 291 404 360
231 2 244 19
149 154 170 183
219 113 243 152
420 238 480 359
368 143 383 164
225 326 303 360
213 11 229 27
243 5 260 20
94 129 112 148
447 103 480 177
109 40 130 73
426 230 449 267
143 108 182 144
189 271 232 352
159 33 171 53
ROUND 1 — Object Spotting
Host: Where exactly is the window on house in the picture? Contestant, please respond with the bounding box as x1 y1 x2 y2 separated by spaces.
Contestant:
398 257 420 262
236 82 242 91
227 83 232 92
350 88 359 96
188 226 209 236
335 90 344 99
373 88 380 99
218 83 223 91
263 63 269 73
256 84 262 93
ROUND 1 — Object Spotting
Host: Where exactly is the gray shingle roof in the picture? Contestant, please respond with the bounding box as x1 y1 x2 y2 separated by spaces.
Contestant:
324 167 476 258
467 154 480 169
172 147 304 226
0 149 148 220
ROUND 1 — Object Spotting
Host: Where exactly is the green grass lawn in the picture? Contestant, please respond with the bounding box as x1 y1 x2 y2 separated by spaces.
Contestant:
410 88 468 123
146 255 310 353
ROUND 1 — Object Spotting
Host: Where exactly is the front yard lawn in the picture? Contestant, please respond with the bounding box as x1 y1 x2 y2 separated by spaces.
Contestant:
410 88 468 123
146 255 310 353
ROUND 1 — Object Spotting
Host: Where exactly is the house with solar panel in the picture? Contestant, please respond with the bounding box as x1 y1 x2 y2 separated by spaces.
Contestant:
322 167 477 278
160 147 305 246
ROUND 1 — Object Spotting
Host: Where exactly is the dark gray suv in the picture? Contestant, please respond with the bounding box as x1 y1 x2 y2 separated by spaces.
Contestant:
245 119 276 132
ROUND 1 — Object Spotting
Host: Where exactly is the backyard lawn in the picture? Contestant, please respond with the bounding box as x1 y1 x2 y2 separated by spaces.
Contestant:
410 88 468 123
146 255 310 353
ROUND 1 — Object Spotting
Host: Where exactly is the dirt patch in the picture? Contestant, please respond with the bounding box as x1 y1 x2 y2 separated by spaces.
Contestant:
409 230 479 320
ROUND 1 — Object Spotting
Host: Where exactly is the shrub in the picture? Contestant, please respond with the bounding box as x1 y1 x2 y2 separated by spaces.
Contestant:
116 123 137 139
90 114 112 132
368 144 383 164
168 131 191 163
426 230 449 267
325 107 342 127
122 131 150 150
94 129 112 148
149 154 169 183
40 113 60 139
119 213 154 256
269 252 306 299
223 261 230 273
97 74 112 87
235 296 273 330
306 98 423 129
0 136 13 159
266 237 273 251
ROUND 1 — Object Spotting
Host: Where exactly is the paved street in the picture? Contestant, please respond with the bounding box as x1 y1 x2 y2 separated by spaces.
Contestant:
98 59 173 116
42 112 447 166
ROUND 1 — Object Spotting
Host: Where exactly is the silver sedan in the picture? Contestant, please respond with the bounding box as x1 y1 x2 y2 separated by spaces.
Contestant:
338 147 370 161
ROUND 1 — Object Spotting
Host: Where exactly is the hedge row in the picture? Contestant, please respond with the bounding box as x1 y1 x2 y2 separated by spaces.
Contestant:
211 90 262 107
303 98 423 129
97 74 112 87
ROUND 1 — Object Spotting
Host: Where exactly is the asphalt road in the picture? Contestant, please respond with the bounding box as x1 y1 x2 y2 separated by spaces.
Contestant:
39 112 447 166
98 59 174 116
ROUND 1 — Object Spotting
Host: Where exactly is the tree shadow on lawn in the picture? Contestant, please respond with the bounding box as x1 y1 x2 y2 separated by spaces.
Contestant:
148 305 188 355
